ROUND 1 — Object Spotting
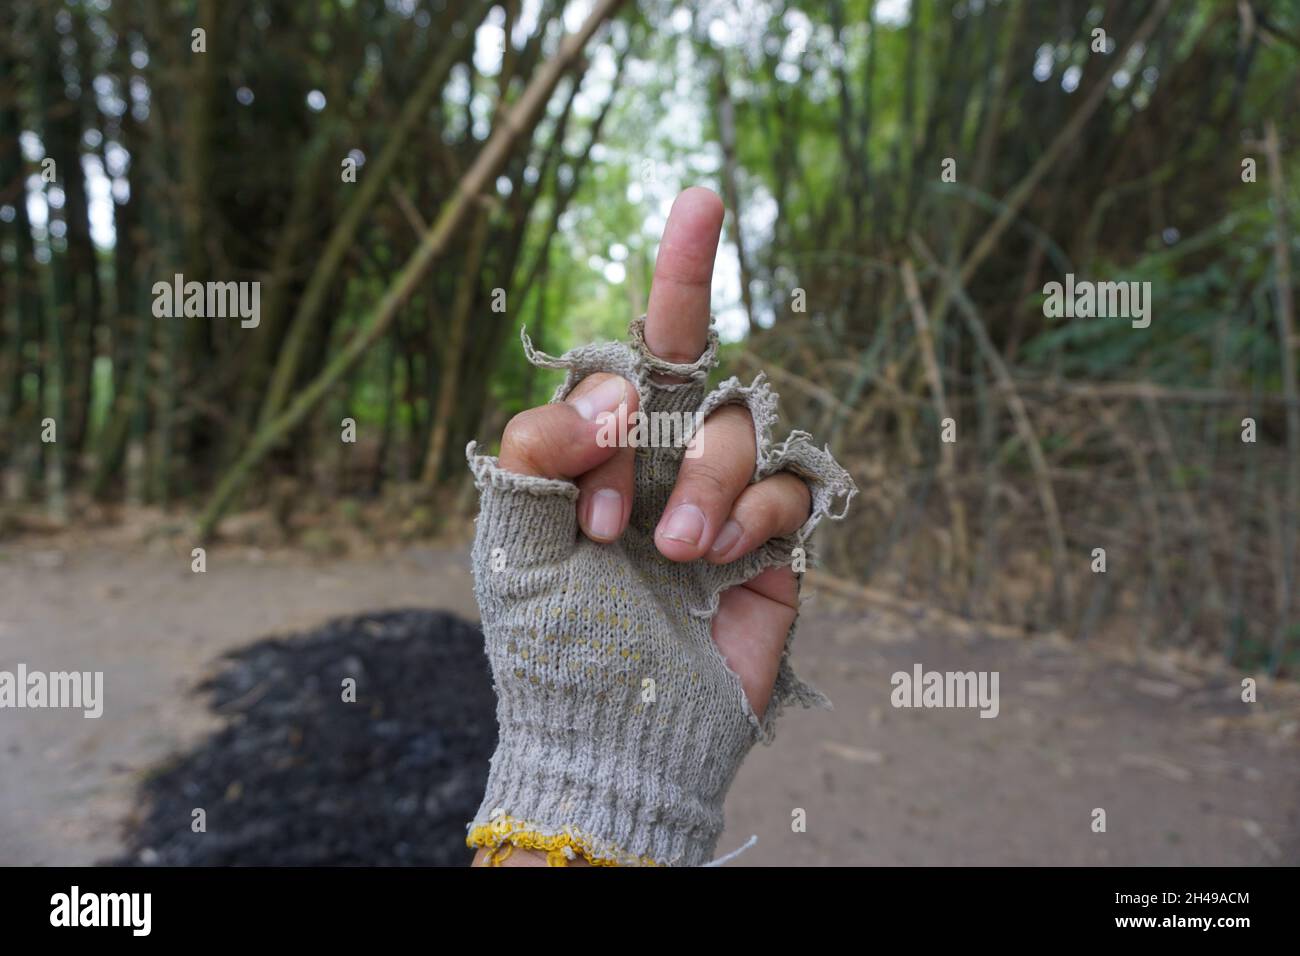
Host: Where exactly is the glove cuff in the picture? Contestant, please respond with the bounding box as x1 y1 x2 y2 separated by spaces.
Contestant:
468 678 753 866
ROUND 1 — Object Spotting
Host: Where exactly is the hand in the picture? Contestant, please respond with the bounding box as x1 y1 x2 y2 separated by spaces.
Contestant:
496 187 810 720
464 185 854 866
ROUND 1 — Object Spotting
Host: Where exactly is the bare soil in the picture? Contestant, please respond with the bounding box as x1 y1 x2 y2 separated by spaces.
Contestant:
1 522 1296 866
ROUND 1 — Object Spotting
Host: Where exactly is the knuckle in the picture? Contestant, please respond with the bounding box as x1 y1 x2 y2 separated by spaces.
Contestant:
738 495 779 536
502 409 559 471
746 473 811 533
775 471 813 516
680 460 734 501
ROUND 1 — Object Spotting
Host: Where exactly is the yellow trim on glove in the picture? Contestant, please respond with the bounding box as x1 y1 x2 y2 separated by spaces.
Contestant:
468 814 663 867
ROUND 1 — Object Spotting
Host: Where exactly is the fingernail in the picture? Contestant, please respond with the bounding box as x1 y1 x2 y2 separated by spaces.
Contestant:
710 519 743 557
659 504 705 545
573 377 627 422
588 488 623 540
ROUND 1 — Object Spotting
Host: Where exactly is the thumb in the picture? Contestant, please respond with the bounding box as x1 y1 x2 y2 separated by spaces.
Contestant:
498 373 639 480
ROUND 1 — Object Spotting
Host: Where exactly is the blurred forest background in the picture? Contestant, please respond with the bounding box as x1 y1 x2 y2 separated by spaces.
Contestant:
2 0 1299 674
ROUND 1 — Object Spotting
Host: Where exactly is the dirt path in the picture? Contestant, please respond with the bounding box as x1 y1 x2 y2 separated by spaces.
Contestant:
1 534 1296 866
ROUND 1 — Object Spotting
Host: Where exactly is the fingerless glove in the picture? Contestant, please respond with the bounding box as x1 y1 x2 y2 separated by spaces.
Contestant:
465 317 856 866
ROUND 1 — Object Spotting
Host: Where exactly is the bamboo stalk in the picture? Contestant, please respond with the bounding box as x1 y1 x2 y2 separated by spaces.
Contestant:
1263 119 1297 673
196 0 628 540
421 206 489 486
257 0 493 428
1140 394 1226 636
715 61 754 335
1006 379 1300 407
943 0 1173 339
911 237 1074 623
900 258 970 588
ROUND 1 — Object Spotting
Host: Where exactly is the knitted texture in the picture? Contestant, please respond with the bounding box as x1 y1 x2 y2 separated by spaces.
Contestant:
464 317 857 866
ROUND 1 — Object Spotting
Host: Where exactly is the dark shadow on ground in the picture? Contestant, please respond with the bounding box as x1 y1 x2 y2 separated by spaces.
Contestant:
110 609 496 866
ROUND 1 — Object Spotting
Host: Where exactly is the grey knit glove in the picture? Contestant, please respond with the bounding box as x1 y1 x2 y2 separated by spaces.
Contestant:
464 317 856 866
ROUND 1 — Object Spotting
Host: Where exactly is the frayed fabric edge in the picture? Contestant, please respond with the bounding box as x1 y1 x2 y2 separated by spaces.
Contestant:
464 440 579 500
517 317 721 410
685 373 857 742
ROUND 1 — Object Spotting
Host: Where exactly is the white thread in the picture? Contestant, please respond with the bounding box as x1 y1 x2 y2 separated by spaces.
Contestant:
701 834 758 867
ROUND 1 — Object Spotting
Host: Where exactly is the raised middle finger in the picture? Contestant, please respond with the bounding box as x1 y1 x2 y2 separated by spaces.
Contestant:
643 187 724 381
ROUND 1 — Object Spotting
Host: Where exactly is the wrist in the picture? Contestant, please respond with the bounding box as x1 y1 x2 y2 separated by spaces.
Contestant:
466 659 755 867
